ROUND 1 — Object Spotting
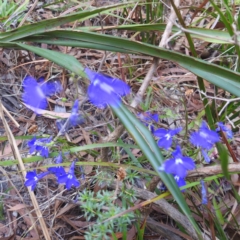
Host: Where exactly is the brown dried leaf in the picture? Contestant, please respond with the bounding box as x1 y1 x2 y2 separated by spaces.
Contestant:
56 204 76 218
7 203 27 211
0 223 11 237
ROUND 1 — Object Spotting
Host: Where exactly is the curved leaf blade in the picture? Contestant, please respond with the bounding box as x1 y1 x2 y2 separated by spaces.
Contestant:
20 30 240 96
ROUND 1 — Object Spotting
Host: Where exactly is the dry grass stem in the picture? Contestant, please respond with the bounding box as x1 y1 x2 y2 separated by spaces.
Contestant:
0 101 51 240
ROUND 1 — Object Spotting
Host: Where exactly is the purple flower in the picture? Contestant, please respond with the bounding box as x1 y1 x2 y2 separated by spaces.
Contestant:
56 100 84 133
138 111 159 123
190 121 220 150
201 180 207 205
216 122 233 139
84 68 130 108
160 146 195 178
28 136 52 158
138 111 158 132
174 175 186 191
40 80 63 97
22 76 62 114
154 128 182 149
69 99 84 127
201 149 211 163
48 153 66 177
25 170 50 191
58 161 80 190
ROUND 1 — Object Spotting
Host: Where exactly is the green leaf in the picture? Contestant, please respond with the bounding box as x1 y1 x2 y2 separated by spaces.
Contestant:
84 23 234 44
231 183 240 203
212 197 228 240
217 143 229 180
0 142 140 167
212 197 224 225
16 43 85 76
19 30 240 97
0 2 135 41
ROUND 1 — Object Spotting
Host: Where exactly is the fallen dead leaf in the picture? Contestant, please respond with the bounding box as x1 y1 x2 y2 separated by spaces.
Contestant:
24 103 71 119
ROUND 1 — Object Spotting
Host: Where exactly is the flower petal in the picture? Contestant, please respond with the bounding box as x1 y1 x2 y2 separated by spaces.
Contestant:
163 146 195 178
85 68 130 108
157 138 172 149
172 146 182 158
25 170 37 180
201 180 207 205
66 177 80 190
164 159 188 178
181 157 196 170
201 149 210 163
22 76 47 113
25 171 50 191
190 121 220 150
174 175 186 191
170 127 182 136
216 122 233 139
58 175 68 184
69 100 81 126
40 80 63 96
48 166 66 177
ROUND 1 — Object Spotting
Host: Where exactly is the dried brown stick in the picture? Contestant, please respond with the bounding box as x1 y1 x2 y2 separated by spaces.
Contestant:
0 101 51 240
188 163 240 177
131 0 180 108
2 104 20 128
18 0 39 27
146 217 191 240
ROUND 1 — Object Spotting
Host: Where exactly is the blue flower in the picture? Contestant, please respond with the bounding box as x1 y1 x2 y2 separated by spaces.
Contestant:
201 149 211 163
22 76 62 114
58 161 80 190
138 111 158 132
48 153 66 177
190 121 220 150
56 100 84 133
154 128 182 149
160 146 195 178
216 122 233 139
84 68 130 108
174 175 186 191
69 99 85 126
138 111 159 123
28 136 52 158
25 170 50 191
40 79 63 97
201 180 207 205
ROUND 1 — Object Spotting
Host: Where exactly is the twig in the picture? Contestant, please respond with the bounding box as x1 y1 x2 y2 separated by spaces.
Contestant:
131 0 180 108
0 101 51 240
18 0 39 27
187 163 240 177
200 90 240 116
53 117 70 142
2 104 20 128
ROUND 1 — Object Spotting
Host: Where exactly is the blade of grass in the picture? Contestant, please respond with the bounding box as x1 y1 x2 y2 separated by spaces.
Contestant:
0 2 135 41
16 43 85 77
209 0 240 70
15 30 240 97
80 23 235 44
